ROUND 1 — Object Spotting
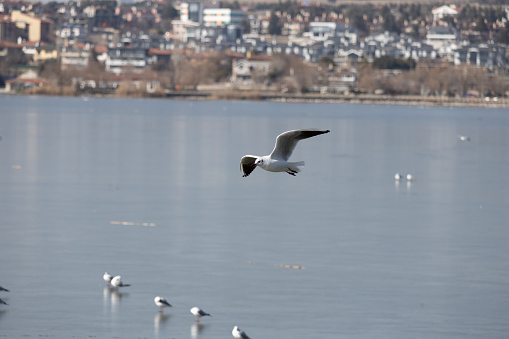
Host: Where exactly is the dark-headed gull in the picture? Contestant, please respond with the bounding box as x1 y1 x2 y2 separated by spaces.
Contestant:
232 326 251 338
0 285 9 292
111 275 130 289
190 306 210 321
154 296 172 312
103 272 113 286
240 129 330 177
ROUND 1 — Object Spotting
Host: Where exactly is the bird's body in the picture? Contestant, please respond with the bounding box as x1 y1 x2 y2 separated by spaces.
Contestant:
103 272 113 286
154 296 172 312
240 129 330 177
110 275 130 289
0 285 9 292
232 326 250 339
190 307 210 321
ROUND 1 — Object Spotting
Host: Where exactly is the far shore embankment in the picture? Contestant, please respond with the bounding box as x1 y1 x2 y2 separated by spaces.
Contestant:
165 84 509 108
3 85 508 108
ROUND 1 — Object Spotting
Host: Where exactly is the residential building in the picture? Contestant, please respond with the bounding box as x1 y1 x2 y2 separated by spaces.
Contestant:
453 43 507 68
33 44 57 62
60 44 91 70
231 54 271 82
172 20 199 41
304 22 358 44
0 14 19 42
179 2 203 23
202 8 247 26
105 46 148 74
11 10 52 42
425 26 459 49
432 5 461 23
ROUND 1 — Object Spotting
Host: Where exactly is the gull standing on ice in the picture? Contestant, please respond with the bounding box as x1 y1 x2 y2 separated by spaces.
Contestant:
190 306 210 322
232 326 251 339
154 296 172 312
103 272 114 286
111 275 130 289
240 129 330 177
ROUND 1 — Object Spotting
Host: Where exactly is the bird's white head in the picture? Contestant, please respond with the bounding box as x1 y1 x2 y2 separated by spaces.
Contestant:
254 156 268 169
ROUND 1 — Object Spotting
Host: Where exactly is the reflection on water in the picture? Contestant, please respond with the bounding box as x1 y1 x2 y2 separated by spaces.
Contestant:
191 322 209 338
103 287 128 313
154 313 171 337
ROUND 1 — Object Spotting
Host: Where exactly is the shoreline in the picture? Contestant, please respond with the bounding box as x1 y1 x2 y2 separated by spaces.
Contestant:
166 90 509 108
3 90 508 108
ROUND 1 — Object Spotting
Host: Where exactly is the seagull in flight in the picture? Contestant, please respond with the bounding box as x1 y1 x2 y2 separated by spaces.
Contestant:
240 129 330 177
232 326 251 339
154 296 172 312
190 306 211 322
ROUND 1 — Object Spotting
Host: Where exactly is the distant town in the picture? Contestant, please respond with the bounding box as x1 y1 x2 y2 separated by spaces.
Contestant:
0 0 508 104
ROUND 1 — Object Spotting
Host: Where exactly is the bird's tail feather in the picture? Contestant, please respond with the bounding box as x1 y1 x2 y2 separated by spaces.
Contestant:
287 161 305 174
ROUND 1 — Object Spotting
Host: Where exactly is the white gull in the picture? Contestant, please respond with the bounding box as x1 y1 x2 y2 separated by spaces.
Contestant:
154 296 172 312
190 306 210 322
232 326 251 339
103 272 113 286
111 275 130 289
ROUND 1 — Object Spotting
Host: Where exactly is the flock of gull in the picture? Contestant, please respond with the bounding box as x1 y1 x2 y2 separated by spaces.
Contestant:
103 272 250 338
393 135 471 183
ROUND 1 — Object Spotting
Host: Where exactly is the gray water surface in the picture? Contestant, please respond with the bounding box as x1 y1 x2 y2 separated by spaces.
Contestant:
0 96 508 338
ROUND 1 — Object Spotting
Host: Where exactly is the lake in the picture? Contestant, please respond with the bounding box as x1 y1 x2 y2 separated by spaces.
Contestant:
0 95 508 338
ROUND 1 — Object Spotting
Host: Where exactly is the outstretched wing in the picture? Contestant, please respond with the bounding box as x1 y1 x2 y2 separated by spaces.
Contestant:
240 155 258 177
270 129 330 161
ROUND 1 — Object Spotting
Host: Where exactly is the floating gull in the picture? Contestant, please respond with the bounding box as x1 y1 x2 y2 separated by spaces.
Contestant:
103 272 114 286
406 174 414 181
394 173 402 181
458 135 470 141
111 275 130 289
190 307 210 322
0 285 9 292
232 326 251 339
0 298 7 305
240 129 330 177
154 296 172 312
